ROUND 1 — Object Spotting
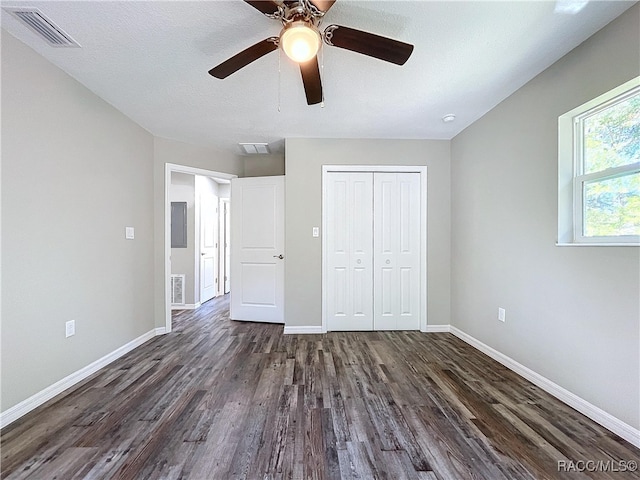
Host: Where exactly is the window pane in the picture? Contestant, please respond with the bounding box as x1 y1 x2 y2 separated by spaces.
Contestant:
583 172 640 237
583 91 640 174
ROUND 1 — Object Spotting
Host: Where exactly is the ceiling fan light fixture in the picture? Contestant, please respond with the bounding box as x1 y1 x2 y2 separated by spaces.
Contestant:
280 21 321 63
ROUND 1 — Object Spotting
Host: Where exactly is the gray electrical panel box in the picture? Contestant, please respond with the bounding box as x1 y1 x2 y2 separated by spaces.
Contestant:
171 202 187 248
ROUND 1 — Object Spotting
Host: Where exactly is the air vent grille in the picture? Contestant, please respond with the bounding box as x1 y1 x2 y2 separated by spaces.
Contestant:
171 274 185 306
239 143 271 155
4 7 80 47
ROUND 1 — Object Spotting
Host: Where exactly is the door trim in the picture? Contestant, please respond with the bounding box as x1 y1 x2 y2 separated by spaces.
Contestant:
220 198 231 296
164 163 236 334
321 165 428 333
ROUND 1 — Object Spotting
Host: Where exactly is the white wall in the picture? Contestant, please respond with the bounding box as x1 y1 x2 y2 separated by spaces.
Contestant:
153 137 243 327
285 138 451 328
450 5 639 429
1 31 155 411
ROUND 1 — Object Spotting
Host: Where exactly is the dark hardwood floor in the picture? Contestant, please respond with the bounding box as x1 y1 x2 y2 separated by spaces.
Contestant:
2 295 638 479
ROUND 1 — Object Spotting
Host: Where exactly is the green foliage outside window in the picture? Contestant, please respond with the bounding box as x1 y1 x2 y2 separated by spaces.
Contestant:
582 92 640 237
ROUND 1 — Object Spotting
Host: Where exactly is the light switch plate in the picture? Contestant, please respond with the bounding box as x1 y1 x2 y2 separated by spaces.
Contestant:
66 320 75 338
125 227 135 239
312 227 319 237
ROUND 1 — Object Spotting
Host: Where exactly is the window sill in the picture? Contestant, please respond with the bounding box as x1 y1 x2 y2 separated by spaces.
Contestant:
556 242 640 247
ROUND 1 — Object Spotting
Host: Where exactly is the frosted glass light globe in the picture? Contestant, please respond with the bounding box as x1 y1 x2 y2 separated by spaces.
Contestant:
281 22 321 63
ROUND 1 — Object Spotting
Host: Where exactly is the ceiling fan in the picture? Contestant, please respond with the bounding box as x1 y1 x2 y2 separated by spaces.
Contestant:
208 0 414 105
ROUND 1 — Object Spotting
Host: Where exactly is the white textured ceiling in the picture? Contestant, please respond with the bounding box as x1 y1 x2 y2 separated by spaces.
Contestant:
1 1 635 155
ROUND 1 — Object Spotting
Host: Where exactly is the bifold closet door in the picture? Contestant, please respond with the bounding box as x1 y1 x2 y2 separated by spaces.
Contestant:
326 172 374 331
374 173 421 330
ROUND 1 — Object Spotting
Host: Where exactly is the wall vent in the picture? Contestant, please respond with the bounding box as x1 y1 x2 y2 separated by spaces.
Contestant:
3 7 80 47
171 274 185 306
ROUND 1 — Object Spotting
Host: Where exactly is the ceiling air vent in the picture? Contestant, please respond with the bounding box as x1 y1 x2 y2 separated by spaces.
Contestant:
239 143 271 155
3 7 80 47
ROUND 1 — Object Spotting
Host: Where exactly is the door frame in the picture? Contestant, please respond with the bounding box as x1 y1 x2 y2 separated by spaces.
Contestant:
220 198 231 295
164 163 236 333
321 165 428 333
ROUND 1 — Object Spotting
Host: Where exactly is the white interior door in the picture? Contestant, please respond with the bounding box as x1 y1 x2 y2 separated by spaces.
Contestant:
326 172 374 331
200 191 218 304
230 176 285 323
374 173 421 330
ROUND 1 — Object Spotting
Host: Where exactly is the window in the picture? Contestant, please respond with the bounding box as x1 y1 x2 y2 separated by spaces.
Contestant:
558 77 640 245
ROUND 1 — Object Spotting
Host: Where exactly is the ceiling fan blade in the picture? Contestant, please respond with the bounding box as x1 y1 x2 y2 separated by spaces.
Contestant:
209 39 278 79
299 56 323 105
244 0 280 15
324 25 413 65
309 0 336 12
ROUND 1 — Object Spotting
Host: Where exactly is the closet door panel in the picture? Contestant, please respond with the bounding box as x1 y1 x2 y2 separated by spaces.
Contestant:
397 173 421 329
327 177 348 324
326 172 373 331
333 267 347 315
374 172 421 330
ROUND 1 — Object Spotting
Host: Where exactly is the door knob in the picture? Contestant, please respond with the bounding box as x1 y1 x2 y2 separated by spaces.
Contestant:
273 254 284 259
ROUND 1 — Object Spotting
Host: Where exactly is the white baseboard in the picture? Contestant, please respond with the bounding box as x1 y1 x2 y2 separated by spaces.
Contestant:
287 325 452 334
424 325 451 333
283 325 325 335
0 329 159 429
155 327 167 335
171 302 200 311
449 326 640 449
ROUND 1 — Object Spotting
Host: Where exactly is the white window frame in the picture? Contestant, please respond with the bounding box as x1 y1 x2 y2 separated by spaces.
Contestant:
558 76 640 246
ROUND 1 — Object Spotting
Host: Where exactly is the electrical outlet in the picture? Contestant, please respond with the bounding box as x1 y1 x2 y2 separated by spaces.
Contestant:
65 320 75 338
498 308 506 322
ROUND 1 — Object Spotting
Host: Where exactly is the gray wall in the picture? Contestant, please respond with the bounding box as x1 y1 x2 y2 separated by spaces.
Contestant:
285 138 451 328
244 154 285 177
450 5 640 429
153 137 243 328
170 172 196 305
1 31 155 411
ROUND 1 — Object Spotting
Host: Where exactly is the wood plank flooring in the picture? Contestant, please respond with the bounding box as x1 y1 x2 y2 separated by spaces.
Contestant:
2 295 639 479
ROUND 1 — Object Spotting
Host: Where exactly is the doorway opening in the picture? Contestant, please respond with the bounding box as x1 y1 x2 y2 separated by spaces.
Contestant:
164 163 237 333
